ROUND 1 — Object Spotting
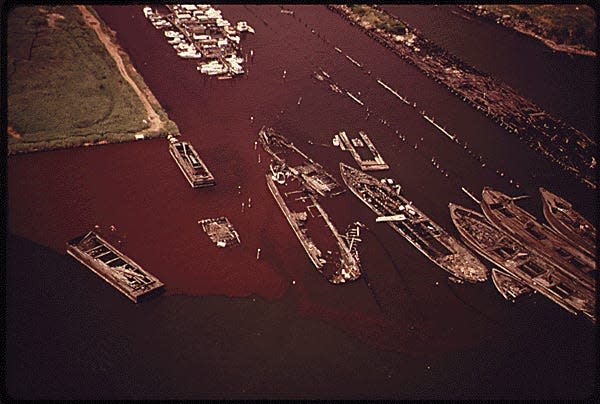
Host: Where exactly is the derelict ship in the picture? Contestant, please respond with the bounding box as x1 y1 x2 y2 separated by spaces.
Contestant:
340 162 487 283
258 126 344 197
267 162 360 284
539 187 596 258
449 203 595 322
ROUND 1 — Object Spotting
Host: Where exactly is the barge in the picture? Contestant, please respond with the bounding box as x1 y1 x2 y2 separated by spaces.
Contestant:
67 230 164 303
168 136 215 188
258 126 344 197
340 162 487 282
539 187 596 258
337 130 389 171
449 203 595 322
267 162 361 284
480 188 595 291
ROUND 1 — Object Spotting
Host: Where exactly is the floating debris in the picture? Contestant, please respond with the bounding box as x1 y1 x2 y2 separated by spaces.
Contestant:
198 217 241 247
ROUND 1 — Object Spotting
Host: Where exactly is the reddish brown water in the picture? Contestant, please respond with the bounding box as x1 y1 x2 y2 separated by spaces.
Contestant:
6 5 596 399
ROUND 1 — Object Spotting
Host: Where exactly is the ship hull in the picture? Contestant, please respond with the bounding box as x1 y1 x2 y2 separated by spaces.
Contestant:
480 187 595 292
258 126 344 197
67 231 164 303
169 141 215 188
539 187 596 258
266 168 360 284
450 203 595 322
340 163 487 283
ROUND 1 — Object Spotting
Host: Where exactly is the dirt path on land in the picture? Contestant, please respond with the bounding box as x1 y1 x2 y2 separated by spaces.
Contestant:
76 5 162 134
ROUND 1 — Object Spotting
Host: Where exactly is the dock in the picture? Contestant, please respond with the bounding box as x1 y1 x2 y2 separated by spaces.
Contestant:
67 230 164 303
337 130 389 171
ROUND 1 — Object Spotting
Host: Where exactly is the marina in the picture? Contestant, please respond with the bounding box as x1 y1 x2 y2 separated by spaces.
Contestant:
539 187 596 258
143 4 252 78
480 188 596 291
266 162 361 284
336 130 389 171
340 162 488 283
66 230 165 303
168 135 215 188
449 204 595 322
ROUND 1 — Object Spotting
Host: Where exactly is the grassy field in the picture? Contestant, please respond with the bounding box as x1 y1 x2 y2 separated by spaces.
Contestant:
348 4 406 35
7 5 179 154
482 5 596 51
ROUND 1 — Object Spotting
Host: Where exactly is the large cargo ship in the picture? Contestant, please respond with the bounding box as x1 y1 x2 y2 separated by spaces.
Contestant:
480 187 595 291
449 203 595 322
340 162 487 283
67 230 165 303
258 126 344 197
539 187 596 258
267 162 361 284
168 136 215 188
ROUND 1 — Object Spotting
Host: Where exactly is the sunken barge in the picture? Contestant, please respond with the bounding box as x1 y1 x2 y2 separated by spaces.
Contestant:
449 204 595 322
67 230 164 303
168 136 215 188
267 162 361 284
340 162 487 283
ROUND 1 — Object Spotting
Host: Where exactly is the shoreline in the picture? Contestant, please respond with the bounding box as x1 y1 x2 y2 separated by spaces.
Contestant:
459 5 596 58
8 5 179 156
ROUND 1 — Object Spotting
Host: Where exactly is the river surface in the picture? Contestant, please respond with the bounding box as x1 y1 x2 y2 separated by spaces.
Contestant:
6 5 597 399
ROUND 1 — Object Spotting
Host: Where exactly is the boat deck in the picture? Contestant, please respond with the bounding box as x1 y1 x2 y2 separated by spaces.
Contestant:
450 204 595 322
169 140 216 188
67 231 164 303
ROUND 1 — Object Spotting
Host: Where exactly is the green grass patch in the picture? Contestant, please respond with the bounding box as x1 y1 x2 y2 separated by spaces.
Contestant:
7 5 179 153
348 4 406 35
483 5 596 50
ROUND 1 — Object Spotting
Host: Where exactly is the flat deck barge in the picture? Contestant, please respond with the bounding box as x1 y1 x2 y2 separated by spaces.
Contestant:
169 137 215 188
480 188 595 292
67 230 164 303
340 162 487 282
267 162 360 284
337 130 389 171
539 187 596 258
450 204 595 322
258 126 344 197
